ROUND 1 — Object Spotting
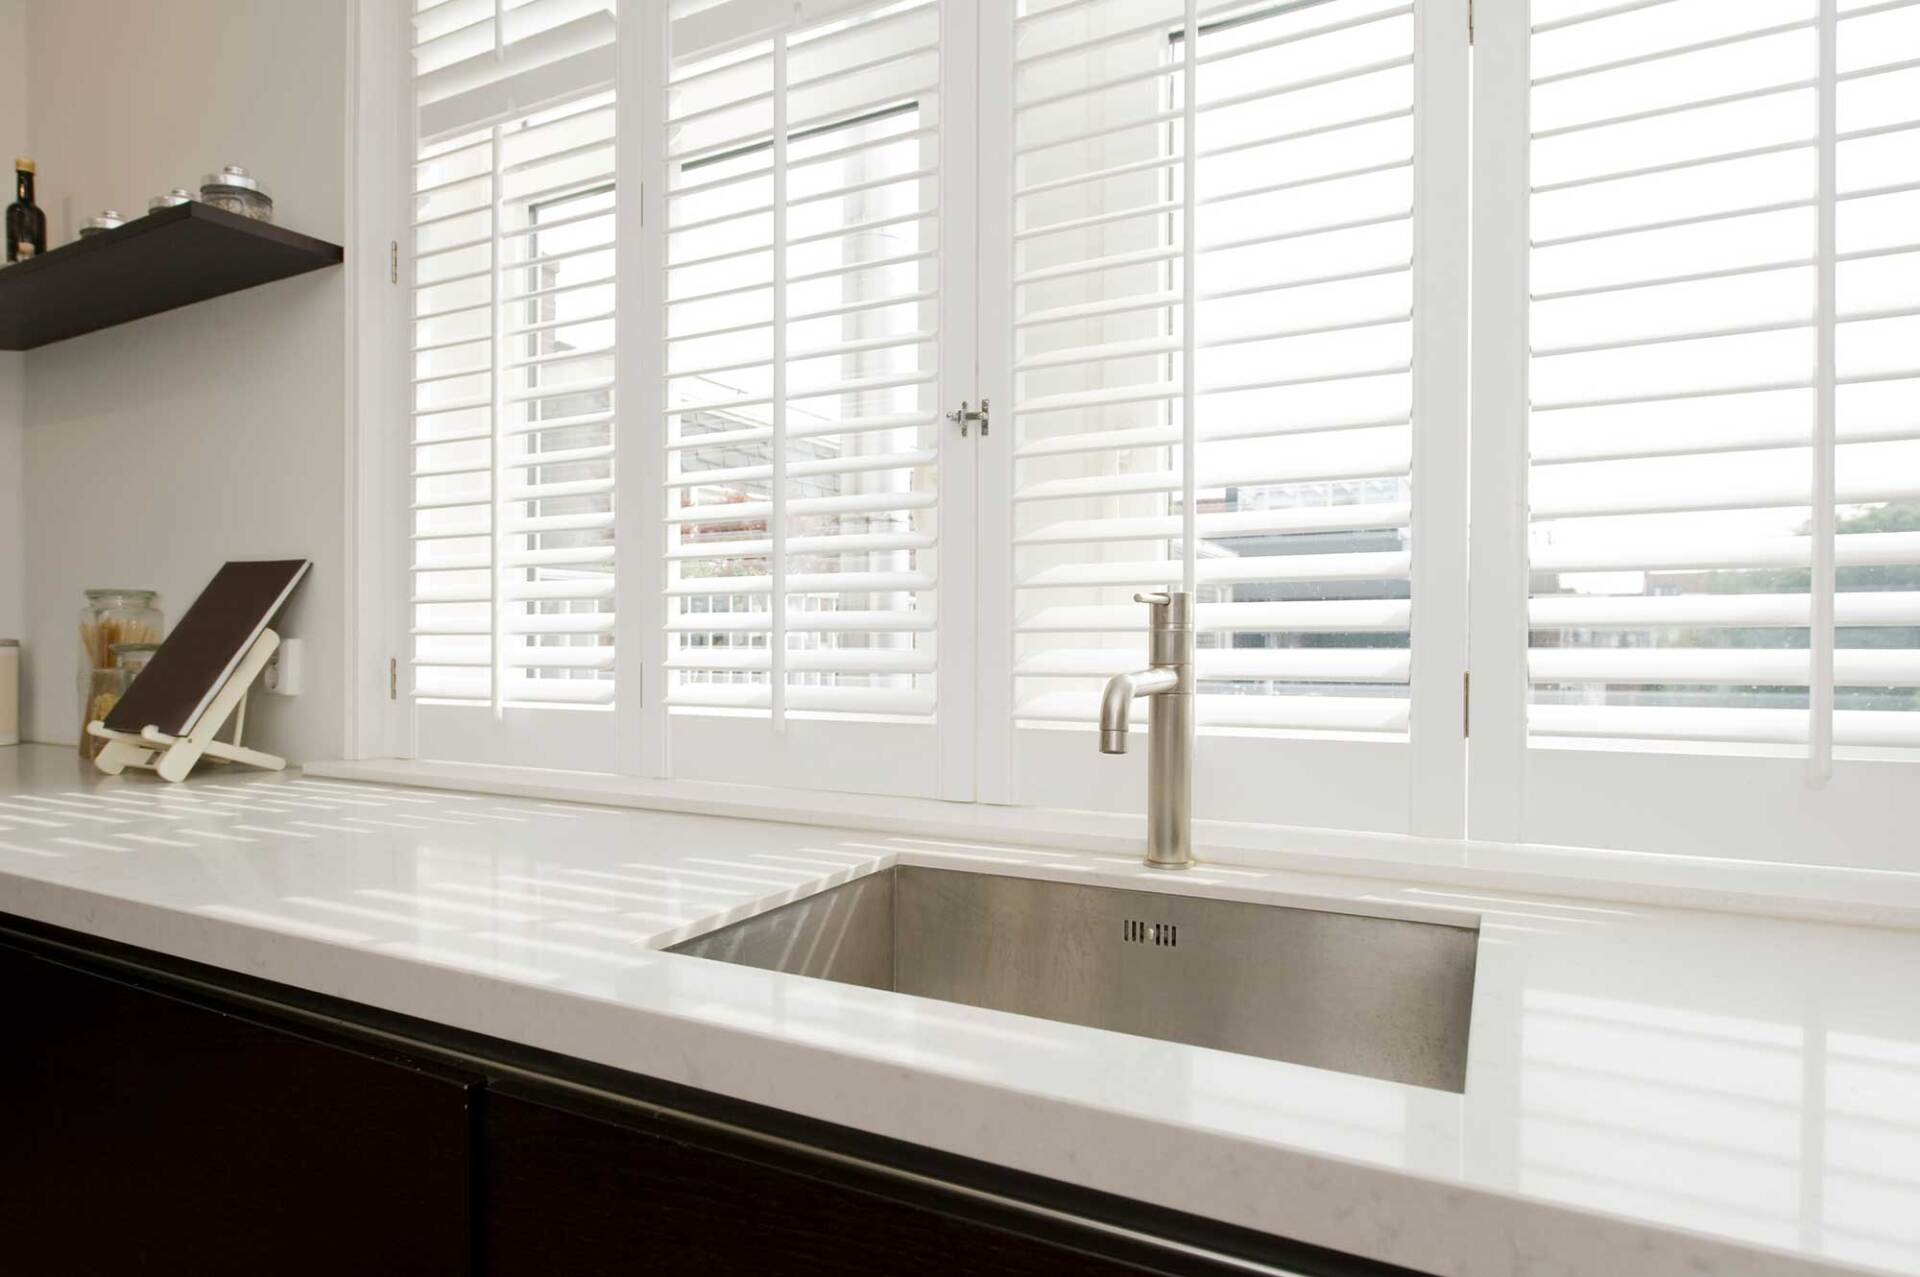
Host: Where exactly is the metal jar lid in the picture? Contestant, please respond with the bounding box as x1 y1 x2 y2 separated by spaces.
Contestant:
147 187 196 210
79 211 127 235
201 164 265 194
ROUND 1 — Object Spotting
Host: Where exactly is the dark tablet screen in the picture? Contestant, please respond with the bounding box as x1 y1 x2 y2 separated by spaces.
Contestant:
104 560 311 737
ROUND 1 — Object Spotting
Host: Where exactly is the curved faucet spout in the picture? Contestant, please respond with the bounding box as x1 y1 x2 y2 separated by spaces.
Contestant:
1097 590 1195 869
1098 668 1180 754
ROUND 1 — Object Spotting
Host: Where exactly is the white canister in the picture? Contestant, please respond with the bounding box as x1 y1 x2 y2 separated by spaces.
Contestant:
0 639 17 745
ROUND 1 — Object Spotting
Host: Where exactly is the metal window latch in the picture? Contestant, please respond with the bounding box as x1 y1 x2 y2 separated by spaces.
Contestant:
946 399 989 437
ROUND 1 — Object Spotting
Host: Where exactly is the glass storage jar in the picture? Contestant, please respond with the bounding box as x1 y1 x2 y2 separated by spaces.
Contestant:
199 165 272 222
77 210 127 238
78 589 163 758
112 640 160 683
84 667 129 757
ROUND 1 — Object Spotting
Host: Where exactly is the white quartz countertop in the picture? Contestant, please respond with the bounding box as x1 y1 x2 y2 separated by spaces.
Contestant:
1 745 1916 1277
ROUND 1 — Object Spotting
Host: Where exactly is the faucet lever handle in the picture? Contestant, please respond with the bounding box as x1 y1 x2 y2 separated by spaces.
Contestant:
1133 592 1172 606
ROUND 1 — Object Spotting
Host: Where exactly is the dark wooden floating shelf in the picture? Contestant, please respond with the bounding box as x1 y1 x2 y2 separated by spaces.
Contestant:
0 201 344 350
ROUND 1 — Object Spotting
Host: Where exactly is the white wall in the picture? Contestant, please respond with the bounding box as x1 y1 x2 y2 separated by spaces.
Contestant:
0 0 27 650
18 0 351 759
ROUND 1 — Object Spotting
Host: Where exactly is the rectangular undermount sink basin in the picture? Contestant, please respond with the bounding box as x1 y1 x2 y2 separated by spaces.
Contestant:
668 867 1479 1092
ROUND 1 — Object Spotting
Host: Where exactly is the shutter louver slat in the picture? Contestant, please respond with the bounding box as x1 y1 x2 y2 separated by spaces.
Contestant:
410 0 617 709
1011 0 1418 736
1526 0 1920 751
1016 501 1414 547
1014 690 1411 733
1017 599 1413 634
1530 704 1920 747
1530 648 1920 686
1017 648 1412 682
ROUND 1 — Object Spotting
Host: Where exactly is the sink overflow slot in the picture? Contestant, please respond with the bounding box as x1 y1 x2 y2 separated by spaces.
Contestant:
1122 919 1178 948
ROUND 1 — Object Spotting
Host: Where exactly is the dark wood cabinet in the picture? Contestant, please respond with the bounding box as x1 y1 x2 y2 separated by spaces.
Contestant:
0 943 478 1277
0 916 1413 1277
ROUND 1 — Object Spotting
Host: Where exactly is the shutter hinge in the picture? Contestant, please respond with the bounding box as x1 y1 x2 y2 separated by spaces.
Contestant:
389 657 398 701
389 240 398 285
946 398 989 437
1462 671 1471 737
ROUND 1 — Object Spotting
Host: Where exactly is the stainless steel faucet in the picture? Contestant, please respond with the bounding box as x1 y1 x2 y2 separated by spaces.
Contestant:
1098 591 1194 870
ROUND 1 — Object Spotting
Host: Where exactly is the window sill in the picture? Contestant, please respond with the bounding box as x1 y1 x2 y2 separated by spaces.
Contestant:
304 757 1920 931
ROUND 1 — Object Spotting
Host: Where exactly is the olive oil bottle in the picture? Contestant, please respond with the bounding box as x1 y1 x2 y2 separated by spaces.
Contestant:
7 158 47 262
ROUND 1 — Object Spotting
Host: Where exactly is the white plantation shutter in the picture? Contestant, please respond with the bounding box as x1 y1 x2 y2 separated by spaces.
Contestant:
993 0 1466 830
655 0 975 796
1467 0 1918 862
382 0 1920 861
1520 0 1920 753
409 0 620 767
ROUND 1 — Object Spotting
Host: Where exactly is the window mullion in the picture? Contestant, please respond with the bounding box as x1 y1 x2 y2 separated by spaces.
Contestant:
1465 0 1531 842
489 122 507 718
771 33 789 731
973 0 1017 805
1409 0 1471 837
1179 0 1197 598
618 0 667 775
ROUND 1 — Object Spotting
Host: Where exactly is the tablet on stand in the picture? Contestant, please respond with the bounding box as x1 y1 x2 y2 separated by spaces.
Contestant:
90 559 312 782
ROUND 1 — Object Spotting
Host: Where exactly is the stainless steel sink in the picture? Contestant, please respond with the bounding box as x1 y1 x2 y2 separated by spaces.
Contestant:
668 867 1478 1092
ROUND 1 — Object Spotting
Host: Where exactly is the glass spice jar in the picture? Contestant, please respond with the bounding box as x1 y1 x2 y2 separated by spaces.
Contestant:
78 589 163 758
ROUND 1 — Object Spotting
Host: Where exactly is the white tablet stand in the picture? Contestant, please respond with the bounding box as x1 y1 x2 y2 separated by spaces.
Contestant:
88 629 285 782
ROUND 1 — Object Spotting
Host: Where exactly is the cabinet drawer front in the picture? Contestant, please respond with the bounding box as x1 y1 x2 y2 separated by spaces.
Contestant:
483 1090 1167 1277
